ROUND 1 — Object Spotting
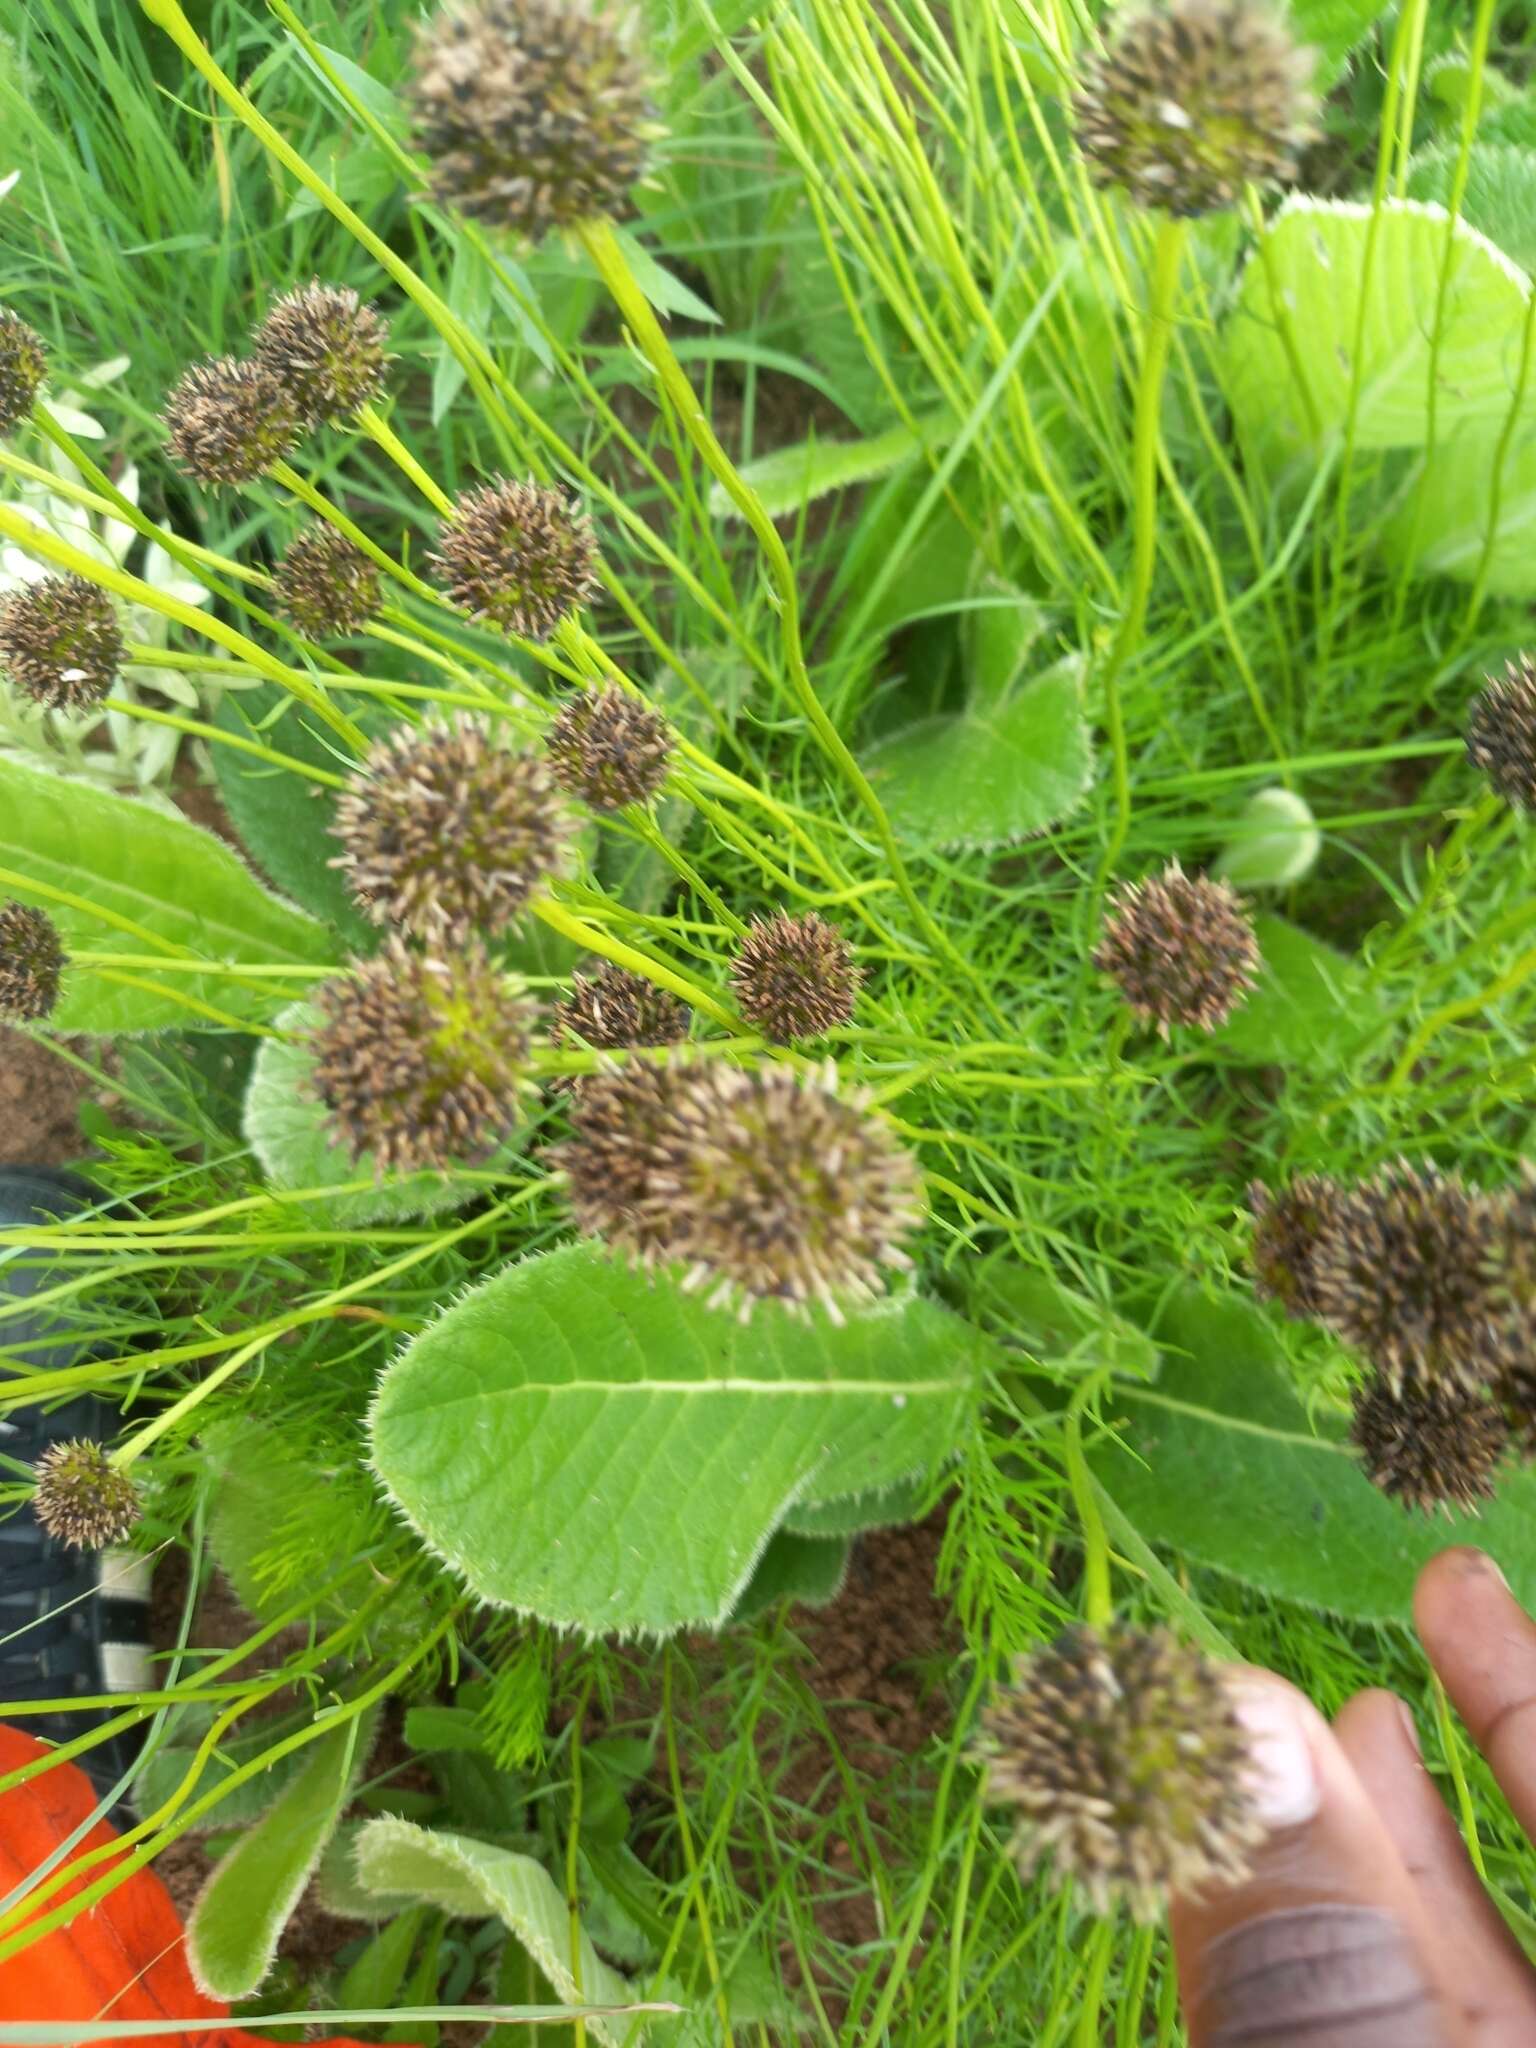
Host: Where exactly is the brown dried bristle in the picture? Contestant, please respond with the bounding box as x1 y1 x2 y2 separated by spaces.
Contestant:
730 911 861 1045
1248 1174 1345 1321
162 355 303 486
0 901 65 1021
979 1625 1264 1920
549 1058 680 1259
252 281 389 426
0 573 122 711
1467 656 1536 813
0 309 47 435
333 715 571 943
33 1440 141 1551
551 962 689 1090
432 477 598 641
1094 861 1259 1038
272 526 381 640
546 685 672 811
411 0 657 242
1074 0 1317 216
555 1058 922 1319
1310 1160 1511 1394
309 939 537 1176
1350 1376 1508 1517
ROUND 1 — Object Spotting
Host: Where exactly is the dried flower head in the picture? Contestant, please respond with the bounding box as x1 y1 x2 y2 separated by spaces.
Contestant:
411 0 657 242
252 281 390 426
1248 1174 1345 1321
1350 1376 1507 1517
1074 0 1317 216
979 1626 1264 1919
547 685 671 810
1094 862 1259 1037
0 309 47 435
1310 1161 1510 1393
0 573 122 711
580 1060 922 1319
1467 656 1536 813
272 526 382 639
333 715 571 942
163 355 302 486
729 912 861 1045
33 1440 141 1551
551 961 689 1088
433 478 598 640
0 901 65 1021
550 1057 680 1258
310 939 536 1175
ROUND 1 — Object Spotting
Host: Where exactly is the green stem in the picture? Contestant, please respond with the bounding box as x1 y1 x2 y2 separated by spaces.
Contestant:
269 458 440 605
1098 214 1186 883
532 895 736 1028
1064 1377 1114 1629
356 401 455 518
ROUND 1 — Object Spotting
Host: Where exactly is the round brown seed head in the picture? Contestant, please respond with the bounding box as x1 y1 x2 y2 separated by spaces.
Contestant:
333 715 572 943
1094 861 1259 1038
551 961 689 1089
0 573 122 711
433 478 598 640
1350 1375 1507 1517
273 526 382 639
548 1057 680 1257
163 355 303 486
546 685 671 811
411 0 657 242
1467 656 1536 813
0 901 65 1021
252 281 389 426
33 1439 141 1551
1074 0 1317 217
979 1625 1264 1921
1310 1160 1511 1394
0 310 47 435
729 911 861 1045
1248 1173 1345 1321
643 1062 921 1318
309 939 536 1176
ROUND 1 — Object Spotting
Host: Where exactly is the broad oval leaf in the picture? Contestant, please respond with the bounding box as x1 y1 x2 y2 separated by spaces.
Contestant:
1223 198 1533 456
1405 142 1536 280
1088 1286 1536 1623
0 755 330 1033
368 1243 984 1636
727 1530 851 1623
863 654 1092 851
1218 914 1386 1068
1382 417 1536 595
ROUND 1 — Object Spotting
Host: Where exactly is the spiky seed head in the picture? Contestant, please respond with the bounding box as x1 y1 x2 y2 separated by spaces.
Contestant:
433 478 598 641
333 715 572 943
549 1057 681 1258
551 961 689 1091
411 0 658 242
252 281 390 426
0 310 47 435
1467 657 1536 813
0 573 122 712
1094 862 1259 1038
644 1062 922 1319
272 526 382 639
1074 0 1317 217
546 685 672 811
1350 1376 1507 1517
1310 1160 1510 1394
978 1626 1265 1920
0 901 65 1021
162 355 303 486
1248 1174 1345 1320
309 939 536 1176
33 1440 141 1551
730 912 862 1045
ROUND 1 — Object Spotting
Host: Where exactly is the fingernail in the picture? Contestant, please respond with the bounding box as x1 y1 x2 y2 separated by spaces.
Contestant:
1395 1697 1422 1756
1228 1680 1322 1830
1199 1905 1450 2048
1474 1550 1511 1593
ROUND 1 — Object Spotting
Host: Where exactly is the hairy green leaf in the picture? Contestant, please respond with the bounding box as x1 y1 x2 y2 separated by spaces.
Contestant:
782 1471 931 1538
1219 914 1385 1068
708 417 935 521
369 1244 983 1635
966 1259 1159 1379
1382 418 1536 594
1406 142 1536 279
1289 0 1391 86
0 756 331 1033
727 1530 852 1622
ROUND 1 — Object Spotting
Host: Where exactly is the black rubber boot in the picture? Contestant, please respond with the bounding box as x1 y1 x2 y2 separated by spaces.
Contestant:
0 1166 151 1790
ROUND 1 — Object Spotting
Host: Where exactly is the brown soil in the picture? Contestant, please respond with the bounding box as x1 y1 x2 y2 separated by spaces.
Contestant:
0 1028 93 1166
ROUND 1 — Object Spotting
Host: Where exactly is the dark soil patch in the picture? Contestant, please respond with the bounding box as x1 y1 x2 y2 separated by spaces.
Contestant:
0 1029 93 1167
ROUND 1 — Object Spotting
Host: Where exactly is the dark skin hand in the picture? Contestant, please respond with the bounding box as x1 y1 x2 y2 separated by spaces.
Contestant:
1170 1549 1536 2046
